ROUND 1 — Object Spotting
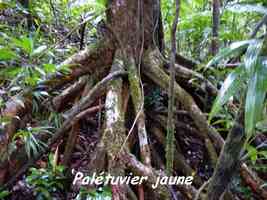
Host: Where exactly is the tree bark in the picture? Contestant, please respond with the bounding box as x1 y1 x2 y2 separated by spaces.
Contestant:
102 50 128 200
166 0 180 175
211 0 220 55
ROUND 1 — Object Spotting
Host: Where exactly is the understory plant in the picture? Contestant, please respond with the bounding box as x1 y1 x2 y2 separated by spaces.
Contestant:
26 153 66 200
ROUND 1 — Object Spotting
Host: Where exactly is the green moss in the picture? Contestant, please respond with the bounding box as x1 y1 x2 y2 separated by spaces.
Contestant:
127 59 142 112
101 59 126 158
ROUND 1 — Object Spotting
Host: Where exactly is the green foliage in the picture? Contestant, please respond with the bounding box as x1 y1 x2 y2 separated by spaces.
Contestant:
234 179 254 199
0 0 15 10
13 126 53 158
0 48 17 61
75 186 112 200
207 40 253 67
48 112 63 129
226 3 267 14
26 153 66 200
244 39 263 74
209 67 246 122
244 143 267 168
0 190 10 199
0 32 54 89
245 59 267 139
161 0 257 59
256 117 267 132
208 36 267 144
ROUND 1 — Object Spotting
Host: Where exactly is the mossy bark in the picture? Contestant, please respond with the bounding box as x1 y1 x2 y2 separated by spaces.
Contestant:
127 56 151 166
101 50 128 199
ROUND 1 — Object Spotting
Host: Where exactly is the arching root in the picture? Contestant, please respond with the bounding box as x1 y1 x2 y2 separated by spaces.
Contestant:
0 38 116 183
0 67 126 186
149 125 203 187
142 48 219 168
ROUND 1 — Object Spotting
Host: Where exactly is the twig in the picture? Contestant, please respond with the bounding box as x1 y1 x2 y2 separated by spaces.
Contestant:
194 179 210 200
250 14 267 38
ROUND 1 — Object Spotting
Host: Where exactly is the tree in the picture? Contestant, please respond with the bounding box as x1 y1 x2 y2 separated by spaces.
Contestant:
1 0 267 199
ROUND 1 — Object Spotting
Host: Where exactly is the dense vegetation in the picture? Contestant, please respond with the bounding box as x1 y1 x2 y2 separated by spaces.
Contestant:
0 0 266 199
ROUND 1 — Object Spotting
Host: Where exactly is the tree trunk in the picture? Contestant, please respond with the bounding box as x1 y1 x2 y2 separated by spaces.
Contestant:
211 0 220 55
106 0 162 54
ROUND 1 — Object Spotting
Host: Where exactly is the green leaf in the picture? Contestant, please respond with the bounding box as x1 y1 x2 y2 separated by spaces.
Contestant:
209 67 245 121
12 36 34 54
226 4 267 14
246 145 258 164
256 119 267 131
262 58 267 91
244 39 263 75
0 0 14 10
207 40 253 67
0 190 10 199
31 45 47 57
0 67 22 79
258 151 267 159
58 64 71 74
245 61 267 139
96 0 107 6
25 74 41 86
0 48 17 61
0 116 12 126
43 63 56 73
